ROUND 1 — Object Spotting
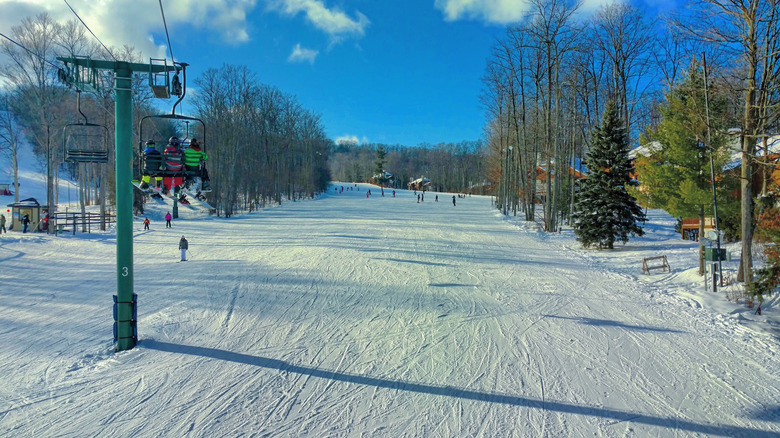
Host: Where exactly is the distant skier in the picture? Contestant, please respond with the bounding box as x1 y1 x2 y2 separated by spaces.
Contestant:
179 236 188 261
22 213 30 233
421 193 424 202
392 190 395 197
165 211 172 228
143 217 150 230
452 195 456 206
0 213 6 234
435 195 438 202
417 194 420 203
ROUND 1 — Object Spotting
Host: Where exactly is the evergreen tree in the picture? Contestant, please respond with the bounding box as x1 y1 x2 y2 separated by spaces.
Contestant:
573 100 645 249
374 146 388 185
630 64 735 273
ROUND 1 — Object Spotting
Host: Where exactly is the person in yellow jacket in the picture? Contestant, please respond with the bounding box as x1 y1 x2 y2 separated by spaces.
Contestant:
183 138 211 191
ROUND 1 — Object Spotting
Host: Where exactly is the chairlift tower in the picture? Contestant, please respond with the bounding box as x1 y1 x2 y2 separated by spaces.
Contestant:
57 56 182 352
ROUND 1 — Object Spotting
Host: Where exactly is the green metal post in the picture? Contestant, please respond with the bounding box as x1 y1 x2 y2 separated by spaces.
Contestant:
115 68 135 351
173 197 179 219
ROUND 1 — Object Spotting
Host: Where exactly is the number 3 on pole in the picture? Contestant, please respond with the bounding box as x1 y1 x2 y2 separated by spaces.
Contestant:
122 266 129 277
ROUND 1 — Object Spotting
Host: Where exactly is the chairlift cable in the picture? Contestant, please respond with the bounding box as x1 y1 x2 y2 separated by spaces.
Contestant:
159 0 176 65
0 31 61 70
63 0 119 62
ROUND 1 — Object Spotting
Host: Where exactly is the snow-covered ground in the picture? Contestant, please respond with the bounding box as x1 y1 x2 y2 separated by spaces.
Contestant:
1 148 779 436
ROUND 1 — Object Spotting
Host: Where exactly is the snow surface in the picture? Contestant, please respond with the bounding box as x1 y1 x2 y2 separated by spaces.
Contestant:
1 149 779 437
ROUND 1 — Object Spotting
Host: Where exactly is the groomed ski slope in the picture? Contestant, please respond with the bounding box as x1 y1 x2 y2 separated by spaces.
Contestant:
1 183 778 437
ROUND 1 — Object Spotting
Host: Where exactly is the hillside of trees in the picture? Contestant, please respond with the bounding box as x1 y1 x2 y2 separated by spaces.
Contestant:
328 141 486 193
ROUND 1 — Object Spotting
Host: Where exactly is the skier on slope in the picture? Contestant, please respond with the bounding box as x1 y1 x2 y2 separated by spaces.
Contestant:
179 236 188 261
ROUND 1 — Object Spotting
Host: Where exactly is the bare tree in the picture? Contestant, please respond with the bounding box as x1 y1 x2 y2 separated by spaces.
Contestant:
591 2 658 137
0 13 67 230
0 94 22 203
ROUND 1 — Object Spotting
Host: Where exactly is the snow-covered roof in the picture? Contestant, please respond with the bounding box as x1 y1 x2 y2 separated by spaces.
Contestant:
6 197 43 207
629 141 662 160
726 134 780 170
633 135 780 172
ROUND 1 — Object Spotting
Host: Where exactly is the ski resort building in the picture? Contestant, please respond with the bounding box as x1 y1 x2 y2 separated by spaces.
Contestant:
408 177 432 191
5 197 47 232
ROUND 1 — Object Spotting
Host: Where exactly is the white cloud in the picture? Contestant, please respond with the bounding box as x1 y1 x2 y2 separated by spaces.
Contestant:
434 0 533 24
0 0 257 60
288 43 318 64
434 0 616 24
268 0 369 39
336 135 360 146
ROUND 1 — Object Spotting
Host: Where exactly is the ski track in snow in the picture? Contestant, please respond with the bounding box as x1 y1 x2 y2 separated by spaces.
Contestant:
0 183 779 437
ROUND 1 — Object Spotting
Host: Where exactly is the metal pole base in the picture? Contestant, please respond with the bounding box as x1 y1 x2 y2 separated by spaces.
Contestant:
113 294 137 351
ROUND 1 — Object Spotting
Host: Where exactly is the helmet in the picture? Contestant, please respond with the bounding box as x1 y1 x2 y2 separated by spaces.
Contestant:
168 136 180 145
190 138 199 146
145 140 156 146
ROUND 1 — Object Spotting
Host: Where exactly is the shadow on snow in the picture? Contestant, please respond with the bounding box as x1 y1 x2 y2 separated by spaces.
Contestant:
542 315 686 333
143 339 771 437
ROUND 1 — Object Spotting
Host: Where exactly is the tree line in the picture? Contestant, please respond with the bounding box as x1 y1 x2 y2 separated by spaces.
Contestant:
482 0 779 288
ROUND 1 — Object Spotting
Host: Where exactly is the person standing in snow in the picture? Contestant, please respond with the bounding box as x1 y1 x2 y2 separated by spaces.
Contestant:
452 195 456 206
165 211 172 228
143 217 150 230
179 236 188 261
22 213 30 233
0 214 6 234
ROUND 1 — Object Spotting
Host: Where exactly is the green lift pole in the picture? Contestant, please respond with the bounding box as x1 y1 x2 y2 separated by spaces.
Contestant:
57 57 179 351
114 68 135 351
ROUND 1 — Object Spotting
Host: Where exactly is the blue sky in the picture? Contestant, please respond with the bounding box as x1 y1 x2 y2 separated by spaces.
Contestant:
177 1 504 146
0 0 673 146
